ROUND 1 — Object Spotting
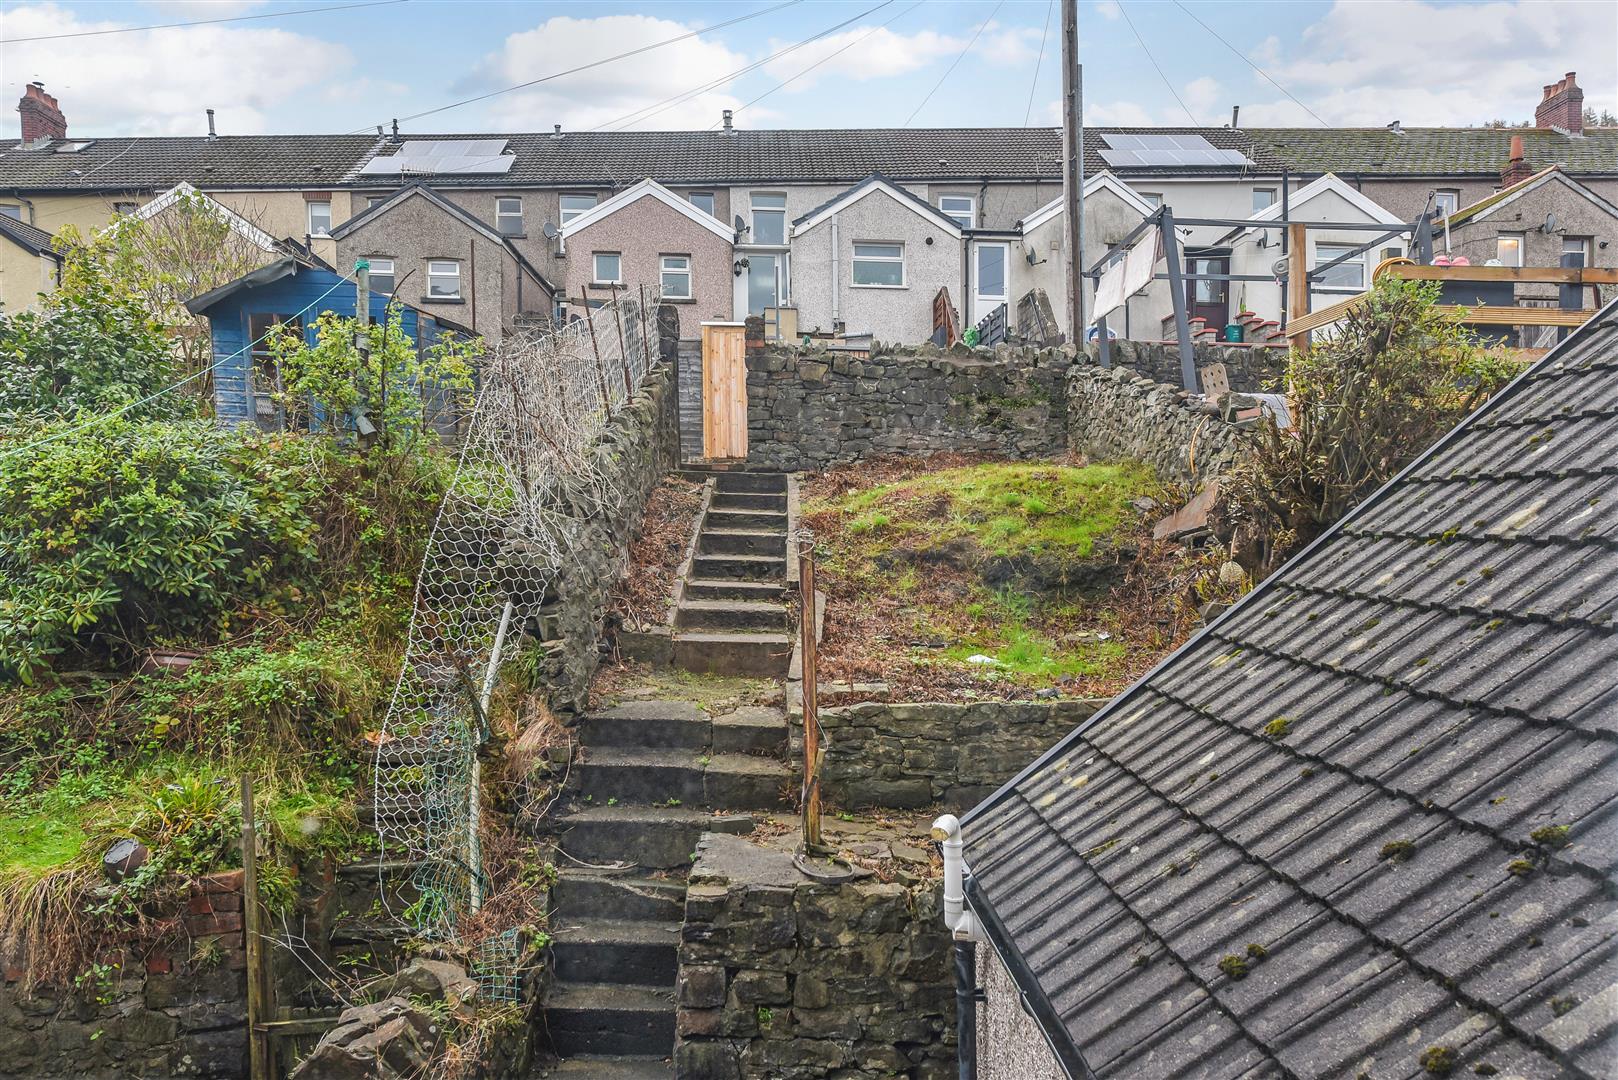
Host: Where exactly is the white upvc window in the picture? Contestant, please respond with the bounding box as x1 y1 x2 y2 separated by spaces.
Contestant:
1139 192 1163 208
560 193 596 225
367 257 396 294
1314 242 1365 290
1497 233 1525 267
938 195 976 229
749 192 786 245
307 199 332 236
1252 188 1277 213
496 196 523 235
851 242 905 287
688 191 716 217
366 195 387 210
1434 189 1460 218
660 254 692 299
593 252 622 285
427 259 461 299
1562 236 1593 267
0 205 22 220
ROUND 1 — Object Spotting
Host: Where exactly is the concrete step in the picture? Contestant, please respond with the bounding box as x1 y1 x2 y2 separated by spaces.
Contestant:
704 507 787 531
681 578 786 603
576 749 790 809
674 598 785 632
712 706 789 756
538 1056 672 1079
673 631 792 678
556 806 753 869
697 528 783 557
581 700 709 750
551 870 686 924
709 491 786 512
691 553 786 581
543 982 674 1058
551 919 679 987
713 471 787 494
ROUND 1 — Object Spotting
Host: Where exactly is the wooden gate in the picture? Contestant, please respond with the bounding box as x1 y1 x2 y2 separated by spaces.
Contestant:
701 321 748 460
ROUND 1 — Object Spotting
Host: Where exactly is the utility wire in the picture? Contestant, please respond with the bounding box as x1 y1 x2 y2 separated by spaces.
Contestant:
723 0 925 125
1023 0 1054 126
903 0 1004 127
1117 1 1200 126
352 1 802 134
593 0 896 133
1170 0 1331 127
0 0 405 44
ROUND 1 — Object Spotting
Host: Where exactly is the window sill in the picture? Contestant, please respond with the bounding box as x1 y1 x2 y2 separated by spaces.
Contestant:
420 296 466 305
662 297 696 305
850 283 909 290
499 231 527 239
591 282 625 289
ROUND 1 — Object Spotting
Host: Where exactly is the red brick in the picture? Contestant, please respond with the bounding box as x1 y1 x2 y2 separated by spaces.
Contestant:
207 893 242 913
185 912 243 936
187 893 215 915
224 948 248 971
145 954 173 975
199 870 244 894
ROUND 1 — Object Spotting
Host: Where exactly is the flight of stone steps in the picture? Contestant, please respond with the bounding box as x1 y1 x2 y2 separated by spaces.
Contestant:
537 697 790 1078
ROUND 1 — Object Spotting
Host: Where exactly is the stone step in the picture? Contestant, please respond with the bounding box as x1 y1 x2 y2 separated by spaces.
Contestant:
709 491 787 512
361 735 459 769
690 553 786 581
713 471 787 494
673 631 792 678
543 982 675 1058
712 706 789 756
576 749 790 809
697 528 783 557
538 1056 672 1079
555 806 753 869
703 507 787 531
674 598 785 633
681 578 787 603
551 919 679 987
582 700 710 750
551 870 686 924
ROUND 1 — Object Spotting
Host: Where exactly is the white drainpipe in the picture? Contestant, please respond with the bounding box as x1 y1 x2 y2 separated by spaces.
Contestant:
931 814 985 941
830 216 841 323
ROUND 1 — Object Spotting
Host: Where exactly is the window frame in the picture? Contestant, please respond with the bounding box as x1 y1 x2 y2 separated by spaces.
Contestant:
1139 192 1164 209
366 195 388 210
659 254 693 299
366 257 396 295
1251 188 1277 213
749 191 787 246
593 251 623 286
688 191 716 217
1562 236 1594 267
1313 241 1367 291
851 241 906 288
426 259 462 300
938 194 976 230
1434 189 1461 218
306 199 332 237
495 196 524 236
0 204 21 220
1496 233 1525 268
560 193 597 225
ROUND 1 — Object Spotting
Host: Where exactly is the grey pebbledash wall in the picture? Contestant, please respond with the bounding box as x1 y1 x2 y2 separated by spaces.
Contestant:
1068 365 1244 485
675 835 955 1080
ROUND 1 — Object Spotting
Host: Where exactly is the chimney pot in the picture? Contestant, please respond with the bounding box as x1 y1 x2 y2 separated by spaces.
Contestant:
1502 133 1534 187
206 108 217 140
722 109 734 131
552 123 563 138
1535 69 1584 132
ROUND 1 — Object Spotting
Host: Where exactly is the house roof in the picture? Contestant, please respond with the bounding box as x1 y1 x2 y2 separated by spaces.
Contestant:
558 177 735 244
1247 171 1405 225
0 134 383 191
121 182 279 251
0 212 60 258
1247 126 1618 177
1019 172 1160 233
791 174 963 238
962 299 1618 1079
1444 165 1618 228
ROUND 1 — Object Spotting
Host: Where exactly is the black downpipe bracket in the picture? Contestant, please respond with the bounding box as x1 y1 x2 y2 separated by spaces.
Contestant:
956 940 978 1080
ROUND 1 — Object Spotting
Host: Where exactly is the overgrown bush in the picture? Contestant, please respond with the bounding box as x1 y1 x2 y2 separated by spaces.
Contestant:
1220 277 1519 574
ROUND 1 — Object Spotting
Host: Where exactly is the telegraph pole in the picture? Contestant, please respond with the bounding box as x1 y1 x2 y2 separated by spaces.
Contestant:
1061 0 1084 342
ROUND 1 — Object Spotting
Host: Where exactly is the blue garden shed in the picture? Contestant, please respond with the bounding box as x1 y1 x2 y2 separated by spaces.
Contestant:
186 256 475 429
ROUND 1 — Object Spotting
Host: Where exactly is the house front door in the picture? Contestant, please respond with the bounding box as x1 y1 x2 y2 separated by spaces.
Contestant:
971 242 1009 327
1187 253 1230 331
746 254 784 314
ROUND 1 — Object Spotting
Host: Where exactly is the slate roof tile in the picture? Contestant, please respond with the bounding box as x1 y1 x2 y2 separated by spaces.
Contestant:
963 303 1618 1077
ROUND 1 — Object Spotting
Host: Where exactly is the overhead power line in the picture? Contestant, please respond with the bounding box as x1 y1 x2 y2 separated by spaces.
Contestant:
903 0 1005 127
1024 0 1054 126
1169 0 1331 128
1117 1 1200 126
0 0 405 45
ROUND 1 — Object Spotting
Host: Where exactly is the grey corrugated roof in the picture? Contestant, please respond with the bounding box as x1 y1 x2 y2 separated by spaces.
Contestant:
963 300 1618 1079
1247 127 1618 177
0 211 59 256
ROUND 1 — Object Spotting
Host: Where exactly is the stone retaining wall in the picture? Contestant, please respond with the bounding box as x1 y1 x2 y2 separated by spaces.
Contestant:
1068 365 1244 485
1083 340 1285 394
805 699 1104 811
675 835 954 1080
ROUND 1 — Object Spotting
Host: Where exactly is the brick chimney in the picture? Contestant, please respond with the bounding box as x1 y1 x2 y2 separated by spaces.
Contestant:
1535 71 1583 132
1501 134 1534 187
18 81 66 144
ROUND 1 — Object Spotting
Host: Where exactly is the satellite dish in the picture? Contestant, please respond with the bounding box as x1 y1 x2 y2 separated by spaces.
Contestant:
542 221 559 240
734 214 747 234
1541 212 1557 234
1026 247 1038 265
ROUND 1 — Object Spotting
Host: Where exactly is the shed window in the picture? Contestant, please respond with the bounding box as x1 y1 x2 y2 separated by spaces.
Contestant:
307 200 332 236
593 252 622 285
247 312 302 428
1314 242 1365 289
427 260 461 299
1497 233 1524 267
688 192 716 217
852 242 905 287
496 196 523 235
660 255 691 299
560 194 597 224
749 192 786 245
367 258 395 294
938 195 975 229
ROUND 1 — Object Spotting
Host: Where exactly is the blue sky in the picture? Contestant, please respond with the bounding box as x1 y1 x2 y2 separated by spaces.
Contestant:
1 0 1613 136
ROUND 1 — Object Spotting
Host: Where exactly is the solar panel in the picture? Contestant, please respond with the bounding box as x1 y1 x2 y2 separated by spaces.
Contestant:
1097 133 1250 168
359 139 516 176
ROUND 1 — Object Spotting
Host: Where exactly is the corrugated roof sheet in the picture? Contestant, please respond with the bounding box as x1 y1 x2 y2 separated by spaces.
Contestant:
963 300 1618 1079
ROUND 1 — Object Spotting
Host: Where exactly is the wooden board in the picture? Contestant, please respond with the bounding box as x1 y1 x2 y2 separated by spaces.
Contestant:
1387 264 1618 285
701 322 748 461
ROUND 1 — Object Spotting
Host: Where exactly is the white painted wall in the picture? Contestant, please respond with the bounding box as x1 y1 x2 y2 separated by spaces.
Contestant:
1230 186 1407 321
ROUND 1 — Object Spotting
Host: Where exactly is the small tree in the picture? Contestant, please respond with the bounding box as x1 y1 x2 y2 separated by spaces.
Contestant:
1221 277 1519 574
268 304 481 447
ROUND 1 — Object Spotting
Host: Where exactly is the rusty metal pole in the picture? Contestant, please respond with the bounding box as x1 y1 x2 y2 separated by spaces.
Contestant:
578 290 612 413
798 537 822 850
637 284 654 373
609 288 635 400
241 774 269 1080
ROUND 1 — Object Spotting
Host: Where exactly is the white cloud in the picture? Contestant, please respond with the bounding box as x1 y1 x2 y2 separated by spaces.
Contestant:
464 14 755 131
1 2 350 135
142 0 268 15
977 22 1052 67
1093 1 1121 21
758 26 962 92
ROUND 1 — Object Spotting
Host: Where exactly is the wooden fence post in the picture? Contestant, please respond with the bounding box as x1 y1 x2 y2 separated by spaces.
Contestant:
241 775 270 1080
798 538 822 851
1287 221 1311 354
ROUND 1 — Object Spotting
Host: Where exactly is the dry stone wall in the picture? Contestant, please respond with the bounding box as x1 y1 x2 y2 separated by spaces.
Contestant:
1084 340 1285 394
1068 365 1244 485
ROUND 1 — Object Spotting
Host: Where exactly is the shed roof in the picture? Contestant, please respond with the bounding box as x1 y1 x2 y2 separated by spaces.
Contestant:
963 300 1618 1079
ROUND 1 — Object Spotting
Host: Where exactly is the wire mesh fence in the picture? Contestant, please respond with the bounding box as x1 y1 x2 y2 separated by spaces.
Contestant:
370 288 663 949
